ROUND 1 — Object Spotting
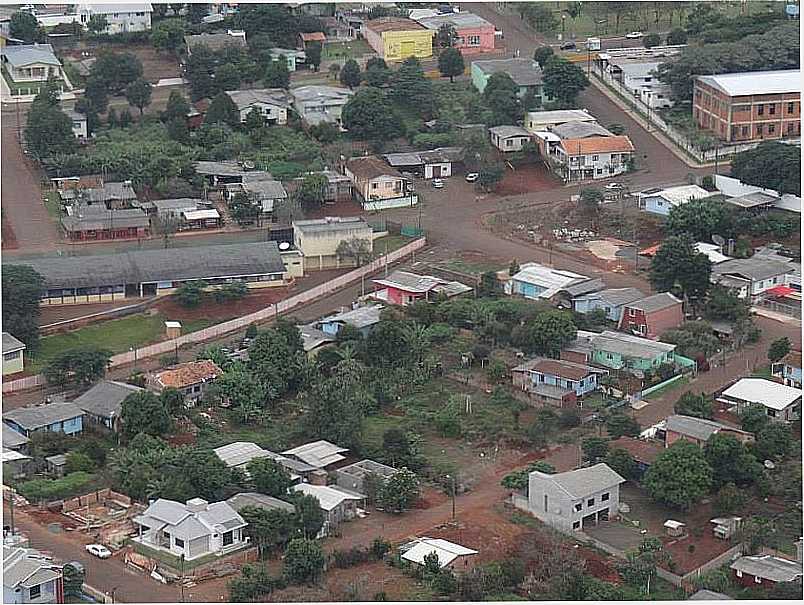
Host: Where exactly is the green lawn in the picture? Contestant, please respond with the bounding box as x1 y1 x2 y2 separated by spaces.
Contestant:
321 39 372 61
44 191 62 220
130 540 227 570
373 234 414 254
751 365 773 379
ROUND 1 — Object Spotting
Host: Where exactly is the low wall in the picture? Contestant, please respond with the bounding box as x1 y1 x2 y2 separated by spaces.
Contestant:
641 374 685 397
40 297 159 335
62 489 131 512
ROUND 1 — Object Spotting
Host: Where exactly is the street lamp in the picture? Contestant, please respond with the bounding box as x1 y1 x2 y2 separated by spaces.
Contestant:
561 14 567 35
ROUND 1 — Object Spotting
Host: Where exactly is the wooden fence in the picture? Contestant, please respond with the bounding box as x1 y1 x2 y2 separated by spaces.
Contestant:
2 238 426 394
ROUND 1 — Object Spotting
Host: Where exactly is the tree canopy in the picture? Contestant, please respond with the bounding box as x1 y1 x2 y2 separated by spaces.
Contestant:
438 47 465 83
342 87 402 140
2 265 45 352
644 441 713 510
730 141 801 196
24 82 76 159
120 391 174 440
649 234 712 303
543 57 589 107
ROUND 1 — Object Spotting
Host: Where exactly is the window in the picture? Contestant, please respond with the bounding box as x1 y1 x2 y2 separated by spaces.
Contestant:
29 584 41 599
768 124 775 134
543 494 548 512
572 521 581 530
741 126 749 136
736 570 743 578
754 576 762 584
587 497 595 507
592 154 599 161
175 537 185 548
769 104 776 115
3 351 20 361
601 492 609 502
371 183 378 190
757 124 763 135
574 502 582 512
787 122 795 133
757 104 764 116
788 102 795 114
467 35 481 46
628 307 636 317
222 530 234 546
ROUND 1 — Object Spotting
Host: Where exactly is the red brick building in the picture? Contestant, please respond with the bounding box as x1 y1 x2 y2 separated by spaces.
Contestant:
693 70 801 143
618 292 682 340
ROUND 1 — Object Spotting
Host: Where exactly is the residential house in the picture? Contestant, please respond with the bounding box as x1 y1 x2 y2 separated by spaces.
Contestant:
152 360 223 405
606 60 673 109
149 198 204 219
2 447 31 480
225 88 291 126
282 440 348 469
291 483 365 537
511 357 606 407
317 305 383 338
524 109 597 134
688 589 732 600
363 17 434 61
2 332 26 376
2 424 30 453
618 292 683 340
514 463 625 533
193 161 273 186
298 31 326 50
489 125 532 152
77 3 153 33
0 44 64 93
3 546 64 604
546 134 635 182
711 257 796 300
573 287 646 322
344 156 416 211
287 170 352 204
608 436 663 478
45 454 68 478
58 181 138 209
290 85 354 126
416 12 495 54
65 108 88 139
133 498 248 561
665 415 754 448
471 58 550 103
227 178 288 216
562 330 685 374
730 554 803 588
400 538 479 572
714 174 801 215
372 270 472 306
14 241 289 306
694 242 731 265
184 30 247 54
215 441 315 482
383 147 464 179
3 402 84 437
268 48 306 71
718 378 801 423
554 277 607 308
639 184 712 216
505 262 588 301
334 459 398 494
73 380 144 432
693 70 800 142
60 207 150 242
772 350 802 388
292 216 375 270
298 323 336 356
227 492 295 514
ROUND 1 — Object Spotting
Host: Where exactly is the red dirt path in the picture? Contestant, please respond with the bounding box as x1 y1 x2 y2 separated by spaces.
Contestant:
495 164 561 197
2 214 19 250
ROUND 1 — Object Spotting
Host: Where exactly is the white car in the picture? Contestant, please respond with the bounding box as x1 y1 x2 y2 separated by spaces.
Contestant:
432 179 444 189
465 172 479 183
625 31 644 39
85 544 112 559
604 182 624 190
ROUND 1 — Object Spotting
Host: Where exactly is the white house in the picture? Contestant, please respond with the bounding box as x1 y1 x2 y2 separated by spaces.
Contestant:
718 378 801 423
2 332 26 376
0 44 63 88
711 256 796 299
282 440 348 469
714 174 801 215
400 537 478 572
268 48 306 71
639 184 712 216
290 85 354 126
3 547 63 604
225 89 291 125
489 125 531 152
133 497 248 561
506 262 588 300
608 60 673 109
77 3 153 34
524 109 597 134
514 463 625 534
64 108 88 139
291 483 365 537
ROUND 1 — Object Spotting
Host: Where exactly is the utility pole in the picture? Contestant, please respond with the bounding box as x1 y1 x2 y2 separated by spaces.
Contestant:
179 554 185 602
7 491 15 535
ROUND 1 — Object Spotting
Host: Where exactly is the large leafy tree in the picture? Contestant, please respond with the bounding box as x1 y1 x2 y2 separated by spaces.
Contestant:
44 347 111 388
247 458 292 498
283 538 325 584
89 51 144 94
605 413 640 439
239 506 296 556
125 78 153 116
342 87 401 140
377 468 420 513
482 72 522 125
649 234 712 303
205 91 240 127
644 441 713 510
665 198 734 241
390 56 436 119
248 323 306 400
293 493 325 540
24 81 75 159
605 448 638 481
151 18 185 52
120 391 173 440
10 11 42 42
2 265 45 352
438 47 465 83
754 423 793 461
214 363 266 423
533 45 554 68
161 90 191 122
768 337 791 364
704 433 763 488
339 59 362 89
543 56 589 107
674 392 713 419
305 41 322 71
730 141 801 196
511 310 576 357
264 57 291 89
363 57 391 87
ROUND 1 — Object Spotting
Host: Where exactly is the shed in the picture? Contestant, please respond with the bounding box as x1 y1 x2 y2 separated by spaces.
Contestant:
663 519 686 537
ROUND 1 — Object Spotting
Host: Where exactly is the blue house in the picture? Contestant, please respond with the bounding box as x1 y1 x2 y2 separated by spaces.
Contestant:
639 184 712 216
573 287 646 322
511 357 606 398
3 402 84 437
505 262 588 300
317 305 383 338
773 349 802 388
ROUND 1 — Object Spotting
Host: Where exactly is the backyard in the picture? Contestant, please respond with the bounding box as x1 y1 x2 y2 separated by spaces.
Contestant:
322 39 373 61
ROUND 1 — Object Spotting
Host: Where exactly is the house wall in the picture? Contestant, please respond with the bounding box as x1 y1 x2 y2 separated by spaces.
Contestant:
527 370 599 396
80 8 152 33
556 149 632 182
451 24 495 54
642 193 674 216
446 553 479 573
732 569 777 589
510 278 547 299
7 416 83 437
525 474 620 534
492 133 530 152
573 298 626 322
782 364 802 388
71 119 88 139
619 304 683 340
730 398 800 423
65 226 149 241
237 103 288 125
665 429 706 448
293 223 374 265
5 61 62 83
3 577 59 604
380 29 434 61
591 349 671 371
3 349 24 375
423 162 452 179
348 173 407 202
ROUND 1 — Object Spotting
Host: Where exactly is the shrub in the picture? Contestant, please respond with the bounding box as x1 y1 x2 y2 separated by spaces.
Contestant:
17 472 94 502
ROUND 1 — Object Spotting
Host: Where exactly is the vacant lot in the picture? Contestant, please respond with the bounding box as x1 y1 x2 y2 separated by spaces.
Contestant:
322 39 373 61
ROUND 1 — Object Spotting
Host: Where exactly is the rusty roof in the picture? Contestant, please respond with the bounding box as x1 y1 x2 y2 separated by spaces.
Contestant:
366 16 428 33
561 135 635 155
156 360 222 389
609 437 663 465
346 156 404 180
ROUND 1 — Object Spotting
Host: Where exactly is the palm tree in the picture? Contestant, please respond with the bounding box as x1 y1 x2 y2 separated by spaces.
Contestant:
403 322 432 365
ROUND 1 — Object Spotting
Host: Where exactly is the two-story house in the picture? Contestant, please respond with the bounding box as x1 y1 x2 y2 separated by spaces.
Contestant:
772 350 802 388
77 3 153 34
511 357 606 408
344 156 416 211
152 360 223 405
416 12 495 54
562 330 688 375
1 44 64 95
471 58 551 104
618 292 683 340
290 85 354 126
225 89 291 126
514 463 626 534
2 332 26 376
524 109 597 134
573 287 646 322
552 135 635 182
133 498 248 561
3 402 84 438
292 216 374 270
3 546 64 604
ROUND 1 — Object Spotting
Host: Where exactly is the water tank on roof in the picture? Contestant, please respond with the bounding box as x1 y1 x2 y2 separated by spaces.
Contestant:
278 242 291 251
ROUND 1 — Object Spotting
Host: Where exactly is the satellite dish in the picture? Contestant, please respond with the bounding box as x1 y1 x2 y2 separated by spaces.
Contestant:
242 161 255 170
764 460 776 469
712 234 726 247
278 242 291 250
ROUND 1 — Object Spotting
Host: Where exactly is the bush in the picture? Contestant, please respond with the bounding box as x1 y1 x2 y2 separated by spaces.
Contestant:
17 472 94 502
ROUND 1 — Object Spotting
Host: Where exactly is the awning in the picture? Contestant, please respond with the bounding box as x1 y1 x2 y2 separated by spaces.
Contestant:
766 285 794 297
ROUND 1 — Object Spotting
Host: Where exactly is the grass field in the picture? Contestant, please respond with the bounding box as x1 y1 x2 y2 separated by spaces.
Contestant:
322 39 372 61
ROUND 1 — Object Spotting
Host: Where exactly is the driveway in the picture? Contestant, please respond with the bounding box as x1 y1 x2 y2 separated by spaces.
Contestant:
585 521 646 553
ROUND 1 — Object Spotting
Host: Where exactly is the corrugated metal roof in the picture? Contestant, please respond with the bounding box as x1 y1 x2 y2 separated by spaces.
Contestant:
730 554 803 583
720 378 801 411
2 332 25 353
401 537 478 567
712 257 794 282
283 439 348 468
697 70 800 97
665 415 745 442
213 442 275 468
292 483 365 510
227 492 295 513
489 125 531 139
592 330 676 359
627 292 681 313
4 402 84 431
2 424 30 449
473 58 543 87
320 305 383 329
534 463 625 499
73 380 143 420
576 287 646 307
1 44 60 67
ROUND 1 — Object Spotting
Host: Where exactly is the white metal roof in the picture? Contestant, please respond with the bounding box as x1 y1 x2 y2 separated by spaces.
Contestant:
292 483 364 511
282 439 348 468
720 378 801 411
639 184 711 207
182 209 220 221
526 109 596 126
695 243 731 264
663 519 685 530
213 442 275 468
697 70 801 97
509 262 588 299
401 537 478 567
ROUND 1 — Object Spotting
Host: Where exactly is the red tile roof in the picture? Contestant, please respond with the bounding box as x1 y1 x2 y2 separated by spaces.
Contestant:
156 360 222 389
300 32 326 42
610 437 663 465
530 358 595 382
561 135 635 155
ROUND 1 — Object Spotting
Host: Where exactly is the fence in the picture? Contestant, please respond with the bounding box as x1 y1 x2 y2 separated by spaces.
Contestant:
755 298 802 319
40 297 159 335
2 238 426 394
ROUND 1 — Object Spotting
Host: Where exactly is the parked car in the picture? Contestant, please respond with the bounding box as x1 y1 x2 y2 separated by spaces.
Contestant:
85 544 112 559
432 179 444 189
625 31 644 39
465 172 479 183
604 182 624 190
559 41 577 50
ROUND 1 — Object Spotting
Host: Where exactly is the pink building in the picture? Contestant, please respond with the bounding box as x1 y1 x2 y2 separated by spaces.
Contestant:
417 12 496 55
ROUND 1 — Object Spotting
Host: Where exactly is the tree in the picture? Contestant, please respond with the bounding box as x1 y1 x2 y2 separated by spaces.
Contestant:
512 311 577 357
205 92 240 127
306 41 322 71
240 506 296 556
336 237 372 266
377 468 419 513
438 47 464 83
740 405 770 434
162 91 191 124
229 192 260 226
578 188 604 226
248 458 292 498
65 451 96 474
605 448 638 481
342 87 401 140
125 79 152 116
175 280 207 308
120 391 173 440
605 413 640 439
483 72 522 124
754 423 793 461
215 63 241 91
151 18 185 52
44 348 111 388
435 23 458 48
478 163 504 191
644 441 713 510
248 323 306 400
768 337 791 364
519 3 559 32
666 28 687 45
24 83 76 159
649 234 712 303
86 14 109 35
339 59 362 89
263 58 291 89
363 60 391 87
665 198 733 242
390 56 435 119
11 11 43 42
2 265 45 352
704 433 763 487
293 493 325 540
643 33 661 48
581 437 610 463
674 392 713 419
283 538 325 584
89 51 143 94
543 57 589 107
619 537 669 594
294 173 328 212
533 46 554 68
767 580 804 600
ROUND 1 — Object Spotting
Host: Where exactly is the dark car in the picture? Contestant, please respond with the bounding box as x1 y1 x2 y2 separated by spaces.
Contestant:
560 41 577 50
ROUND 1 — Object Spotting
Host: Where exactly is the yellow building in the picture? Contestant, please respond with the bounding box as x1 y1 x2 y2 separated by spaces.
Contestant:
364 17 434 62
2 333 26 376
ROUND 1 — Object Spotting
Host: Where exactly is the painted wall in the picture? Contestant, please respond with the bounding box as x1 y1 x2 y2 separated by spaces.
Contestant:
2 350 24 375
525 473 620 534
